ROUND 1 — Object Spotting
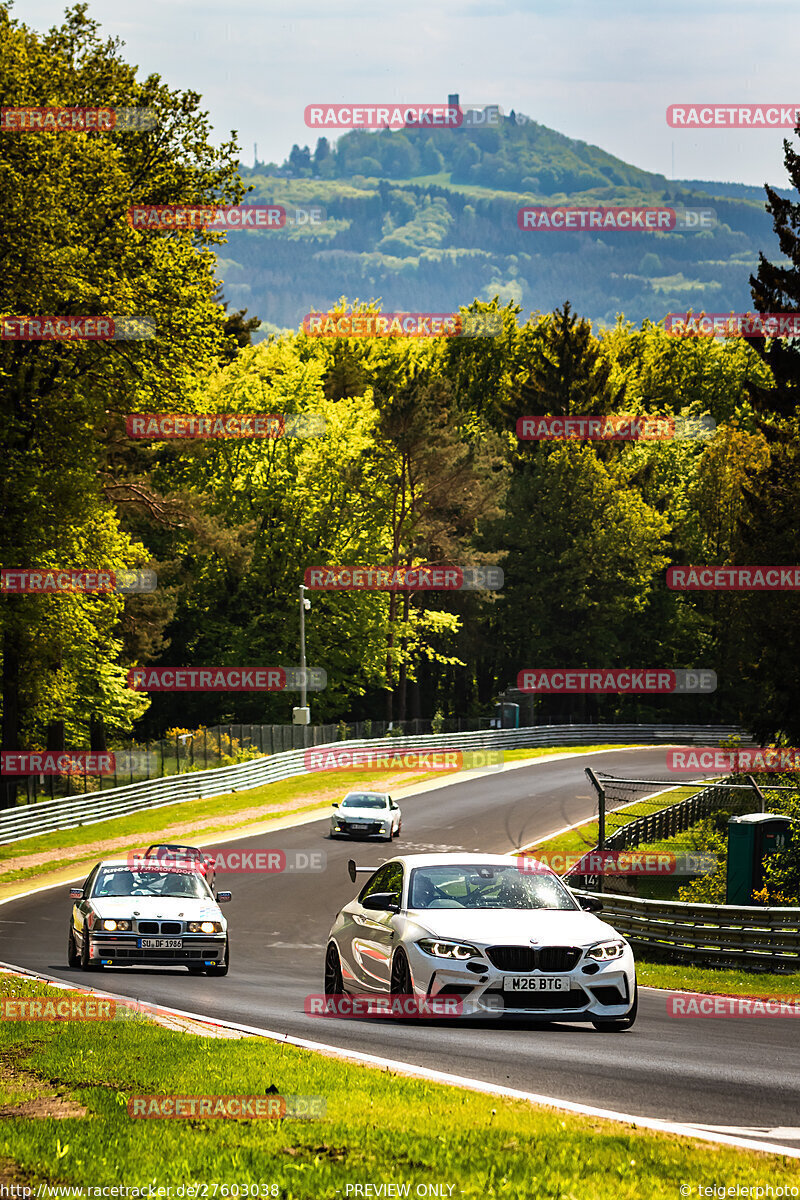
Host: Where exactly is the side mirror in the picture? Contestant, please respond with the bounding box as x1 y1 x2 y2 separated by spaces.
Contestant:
361 893 400 913
69 887 84 900
216 891 232 903
578 895 602 913
332 802 339 808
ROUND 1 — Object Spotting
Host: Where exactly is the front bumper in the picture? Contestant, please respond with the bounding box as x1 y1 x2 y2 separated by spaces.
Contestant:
88 933 226 967
404 943 636 1019
331 820 390 838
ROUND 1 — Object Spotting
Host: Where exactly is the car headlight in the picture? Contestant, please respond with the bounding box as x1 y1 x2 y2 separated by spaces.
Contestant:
417 939 480 960
586 940 626 961
188 921 222 933
99 919 131 931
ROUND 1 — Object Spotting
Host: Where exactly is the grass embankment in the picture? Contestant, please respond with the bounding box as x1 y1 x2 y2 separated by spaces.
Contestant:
0 744 628 895
0 974 797 1196
637 961 800 999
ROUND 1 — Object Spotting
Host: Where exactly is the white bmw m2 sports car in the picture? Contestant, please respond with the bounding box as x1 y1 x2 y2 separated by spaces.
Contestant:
323 852 637 1029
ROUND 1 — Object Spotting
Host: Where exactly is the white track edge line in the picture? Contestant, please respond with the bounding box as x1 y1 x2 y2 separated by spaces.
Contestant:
1 960 797 1161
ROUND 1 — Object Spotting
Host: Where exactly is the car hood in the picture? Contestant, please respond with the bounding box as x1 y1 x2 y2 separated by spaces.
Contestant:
336 807 389 820
405 907 621 948
89 896 223 922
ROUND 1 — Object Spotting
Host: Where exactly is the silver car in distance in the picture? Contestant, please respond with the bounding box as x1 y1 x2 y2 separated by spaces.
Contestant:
330 791 402 841
324 852 637 1028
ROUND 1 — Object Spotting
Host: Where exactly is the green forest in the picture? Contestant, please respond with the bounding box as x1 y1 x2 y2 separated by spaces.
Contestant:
213 110 797 331
2 4 800 773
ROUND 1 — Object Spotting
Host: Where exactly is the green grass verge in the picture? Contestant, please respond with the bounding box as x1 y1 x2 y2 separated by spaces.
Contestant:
638 960 800 999
0 745 631 890
1 975 797 1196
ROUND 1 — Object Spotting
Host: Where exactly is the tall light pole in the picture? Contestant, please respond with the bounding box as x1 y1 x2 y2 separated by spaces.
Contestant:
293 585 311 725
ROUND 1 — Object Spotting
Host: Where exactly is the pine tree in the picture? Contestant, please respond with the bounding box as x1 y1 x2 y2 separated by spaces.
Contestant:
748 123 800 418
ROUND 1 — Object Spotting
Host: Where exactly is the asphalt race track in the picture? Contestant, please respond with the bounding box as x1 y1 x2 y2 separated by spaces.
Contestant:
3 747 799 1147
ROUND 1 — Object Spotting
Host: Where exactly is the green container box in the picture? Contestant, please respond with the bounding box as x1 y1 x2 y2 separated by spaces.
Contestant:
726 812 792 905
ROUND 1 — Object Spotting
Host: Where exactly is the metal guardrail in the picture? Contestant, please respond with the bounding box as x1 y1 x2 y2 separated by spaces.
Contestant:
0 723 747 846
574 889 800 972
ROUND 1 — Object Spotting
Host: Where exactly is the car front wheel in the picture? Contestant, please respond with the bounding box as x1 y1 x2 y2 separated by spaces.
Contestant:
390 949 413 996
67 926 80 968
324 943 344 996
79 930 102 971
591 981 638 1031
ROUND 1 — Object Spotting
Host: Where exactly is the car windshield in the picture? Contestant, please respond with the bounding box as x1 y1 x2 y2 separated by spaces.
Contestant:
408 864 578 911
92 867 210 900
149 846 200 860
341 795 387 809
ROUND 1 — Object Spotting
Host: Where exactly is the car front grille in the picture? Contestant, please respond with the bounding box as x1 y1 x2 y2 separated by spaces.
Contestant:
135 920 183 934
485 946 582 972
345 822 381 834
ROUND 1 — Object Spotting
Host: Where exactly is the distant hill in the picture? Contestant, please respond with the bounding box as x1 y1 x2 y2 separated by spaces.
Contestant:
676 179 798 202
216 109 785 334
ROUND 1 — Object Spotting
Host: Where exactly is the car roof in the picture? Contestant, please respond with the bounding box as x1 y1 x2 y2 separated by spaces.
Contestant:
342 791 390 799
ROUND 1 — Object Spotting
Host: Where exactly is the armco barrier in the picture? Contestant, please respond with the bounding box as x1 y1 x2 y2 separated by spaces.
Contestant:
0 723 747 845
574 889 800 972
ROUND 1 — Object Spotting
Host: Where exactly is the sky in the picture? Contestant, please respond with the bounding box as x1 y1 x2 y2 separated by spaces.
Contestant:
14 0 800 188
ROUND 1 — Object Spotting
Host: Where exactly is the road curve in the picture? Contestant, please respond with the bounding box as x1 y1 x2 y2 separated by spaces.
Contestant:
2 747 799 1144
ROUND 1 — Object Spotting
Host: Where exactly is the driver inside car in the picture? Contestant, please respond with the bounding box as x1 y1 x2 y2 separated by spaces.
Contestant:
98 870 134 896
409 874 438 909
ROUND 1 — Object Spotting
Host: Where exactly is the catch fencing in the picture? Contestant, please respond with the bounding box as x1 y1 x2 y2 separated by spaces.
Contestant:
0 723 746 845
